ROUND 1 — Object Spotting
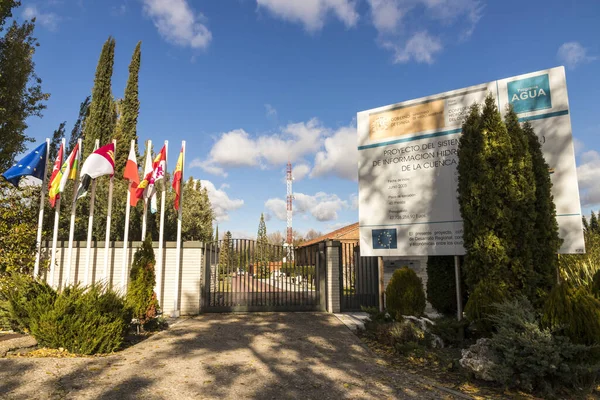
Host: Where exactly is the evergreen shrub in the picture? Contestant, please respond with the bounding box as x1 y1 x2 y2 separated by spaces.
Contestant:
385 267 426 318
464 297 600 395
0 273 131 354
127 235 159 324
542 284 600 345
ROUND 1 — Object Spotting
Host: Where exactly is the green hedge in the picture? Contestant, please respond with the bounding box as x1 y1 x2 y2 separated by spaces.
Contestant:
385 267 426 318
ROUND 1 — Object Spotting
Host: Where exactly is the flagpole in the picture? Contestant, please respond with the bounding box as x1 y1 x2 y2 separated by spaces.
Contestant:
141 139 152 240
103 139 117 283
84 139 100 285
49 138 66 288
65 138 83 288
156 140 168 307
173 140 185 317
121 139 135 292
34 138 51 277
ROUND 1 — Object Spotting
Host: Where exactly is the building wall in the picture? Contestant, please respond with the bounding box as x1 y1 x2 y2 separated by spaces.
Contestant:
42 241 204 315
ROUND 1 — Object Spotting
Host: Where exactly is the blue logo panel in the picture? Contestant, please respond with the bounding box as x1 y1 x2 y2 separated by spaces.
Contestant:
372 229 398 249
507 74 552 114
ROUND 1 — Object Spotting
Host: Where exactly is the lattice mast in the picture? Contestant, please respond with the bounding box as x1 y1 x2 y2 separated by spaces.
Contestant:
286 161 293 246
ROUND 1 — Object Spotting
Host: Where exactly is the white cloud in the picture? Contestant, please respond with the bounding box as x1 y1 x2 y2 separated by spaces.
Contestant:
577 150 600 208
200 180 244 222
293 164 311 181
142 0 212 49
266 192 348 222
256 0 359 32
383 31 442 64
265 198 288 221
558 42 597 70
311 125 358 181
192 119 326 176
367 0 482 64
265 104 277 118
350 193 358 210
22 5 61 31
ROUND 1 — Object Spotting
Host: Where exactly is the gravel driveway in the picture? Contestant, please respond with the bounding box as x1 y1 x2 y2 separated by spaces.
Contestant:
0 313 460 399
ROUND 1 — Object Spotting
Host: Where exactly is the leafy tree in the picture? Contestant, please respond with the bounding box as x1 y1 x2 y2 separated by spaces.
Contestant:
114 41 141 175
268 231 284 245
523 121 562 295
304 229 322 241
0 180 43 274
83 36 116 157
0 1 50 171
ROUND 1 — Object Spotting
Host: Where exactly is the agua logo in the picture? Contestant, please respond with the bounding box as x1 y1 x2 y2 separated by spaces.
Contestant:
507 74 552 113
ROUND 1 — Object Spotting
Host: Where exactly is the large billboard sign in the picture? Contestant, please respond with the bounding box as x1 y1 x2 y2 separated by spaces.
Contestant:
358 67 585 256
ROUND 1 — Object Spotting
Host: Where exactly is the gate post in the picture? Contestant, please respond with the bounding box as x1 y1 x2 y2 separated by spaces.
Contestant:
325 240 341 313
317 242 327 311
200 242 211 312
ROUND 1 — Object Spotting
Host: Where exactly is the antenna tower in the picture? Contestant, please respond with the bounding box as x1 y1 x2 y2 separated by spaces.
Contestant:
286 162 294 252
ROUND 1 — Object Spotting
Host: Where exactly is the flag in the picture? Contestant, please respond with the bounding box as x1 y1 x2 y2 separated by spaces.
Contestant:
172 146 184 211
48 143 64 207
76 143 115 200
123 144 140 207
57 142 80 193
136 145 167 214
1 142 48 187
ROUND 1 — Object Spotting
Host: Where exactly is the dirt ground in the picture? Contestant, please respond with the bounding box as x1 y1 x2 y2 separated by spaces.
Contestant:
0 313 466 399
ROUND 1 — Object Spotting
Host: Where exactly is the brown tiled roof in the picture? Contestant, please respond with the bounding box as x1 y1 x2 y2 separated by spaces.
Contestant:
299 222 359 247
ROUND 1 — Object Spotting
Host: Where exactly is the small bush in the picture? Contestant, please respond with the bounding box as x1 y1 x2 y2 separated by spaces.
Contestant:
464 279 508 334
127 235 159 324
542 283 600 345
430 317 470 347
385 267 426 318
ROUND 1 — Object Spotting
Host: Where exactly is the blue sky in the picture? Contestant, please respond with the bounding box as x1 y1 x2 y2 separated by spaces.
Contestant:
19 0 600 239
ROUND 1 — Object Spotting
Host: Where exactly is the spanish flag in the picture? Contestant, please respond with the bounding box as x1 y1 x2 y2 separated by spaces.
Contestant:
123 144 140 207
48 143 64 208
172 146 184 211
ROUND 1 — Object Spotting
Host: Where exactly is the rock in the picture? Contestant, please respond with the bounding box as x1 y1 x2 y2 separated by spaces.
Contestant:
0 335 37 357
459 338 498 381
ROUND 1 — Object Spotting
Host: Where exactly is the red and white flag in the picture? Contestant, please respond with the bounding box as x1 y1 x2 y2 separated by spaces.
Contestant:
123 145 140 207
76 143 115 200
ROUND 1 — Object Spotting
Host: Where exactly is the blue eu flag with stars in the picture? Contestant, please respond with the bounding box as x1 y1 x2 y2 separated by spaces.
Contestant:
372 229 397 249
2 142 48 187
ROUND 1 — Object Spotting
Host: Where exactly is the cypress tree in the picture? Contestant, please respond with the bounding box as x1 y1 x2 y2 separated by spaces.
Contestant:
458 94 518 318
583 216 590 234
114 42 141 174
219 231 232 274
504 106 537 298
256 213 269 274
83 37 116 157
68 96 90 153
523 121 562 294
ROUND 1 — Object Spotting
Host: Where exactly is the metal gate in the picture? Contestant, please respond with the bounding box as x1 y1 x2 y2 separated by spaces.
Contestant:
340 243 379 311
202 239 326 312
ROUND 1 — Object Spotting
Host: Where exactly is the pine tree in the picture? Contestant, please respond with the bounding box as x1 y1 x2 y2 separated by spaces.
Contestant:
114 42 141 175
0 2 49 171
523 121 562 295
83 37 116 157
49 122 66 163
583 216 590 234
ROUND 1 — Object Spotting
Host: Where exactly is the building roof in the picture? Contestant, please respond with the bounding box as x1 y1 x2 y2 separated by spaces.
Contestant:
299 222 359 247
